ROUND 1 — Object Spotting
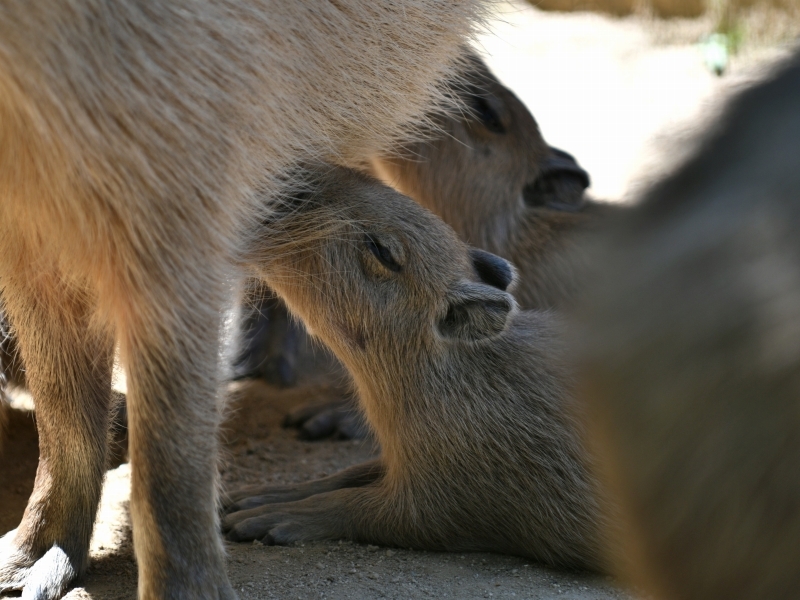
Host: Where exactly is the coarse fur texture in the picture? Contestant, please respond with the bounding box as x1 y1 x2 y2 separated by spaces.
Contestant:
0 309 24 393
224 165 609 571
575 50 800 599
0 1 489 597
0 312 15 440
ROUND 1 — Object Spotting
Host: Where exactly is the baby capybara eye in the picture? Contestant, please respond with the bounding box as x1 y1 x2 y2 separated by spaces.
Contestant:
470 248 513 291
364 234 402 272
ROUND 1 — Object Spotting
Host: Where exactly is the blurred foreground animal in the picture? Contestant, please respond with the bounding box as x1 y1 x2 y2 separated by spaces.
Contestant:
577 50 800 599
224 166 610 571
0 2 487 597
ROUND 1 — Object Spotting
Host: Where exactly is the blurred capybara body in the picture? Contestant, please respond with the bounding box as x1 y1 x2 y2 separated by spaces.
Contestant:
224 166 608 571
577 51 800 599
0 2 487 597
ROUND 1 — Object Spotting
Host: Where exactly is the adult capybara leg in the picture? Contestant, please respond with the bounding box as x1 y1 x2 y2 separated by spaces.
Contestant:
118 274 234 599
0 270 114 599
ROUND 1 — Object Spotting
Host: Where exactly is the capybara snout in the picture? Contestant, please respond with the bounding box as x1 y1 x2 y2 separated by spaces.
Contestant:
469 248 516 291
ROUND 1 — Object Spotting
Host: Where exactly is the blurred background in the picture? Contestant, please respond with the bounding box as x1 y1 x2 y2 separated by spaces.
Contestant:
478 0 799 201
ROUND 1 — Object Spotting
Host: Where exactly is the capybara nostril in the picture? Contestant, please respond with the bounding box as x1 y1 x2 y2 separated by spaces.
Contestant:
470 248 514 291
523 148 590 212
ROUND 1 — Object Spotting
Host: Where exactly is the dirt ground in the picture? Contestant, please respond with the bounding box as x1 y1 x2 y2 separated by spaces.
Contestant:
1 2 796 599
2 380 630 600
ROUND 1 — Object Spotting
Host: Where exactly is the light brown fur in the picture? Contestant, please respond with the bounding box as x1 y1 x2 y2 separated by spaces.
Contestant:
224 165 609 571
0 2 488 597
576 51 800 599
372 53 608 310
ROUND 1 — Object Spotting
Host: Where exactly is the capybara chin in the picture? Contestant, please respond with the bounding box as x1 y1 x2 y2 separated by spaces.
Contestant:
224 165 609 571
0 1 488 597
576 50 800 599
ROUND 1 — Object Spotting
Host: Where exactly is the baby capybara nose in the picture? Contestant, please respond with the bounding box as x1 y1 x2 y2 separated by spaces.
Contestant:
470 248 514 291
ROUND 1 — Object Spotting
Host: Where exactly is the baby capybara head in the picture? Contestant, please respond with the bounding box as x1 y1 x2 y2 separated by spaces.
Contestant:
372 53 591 252
251 166 517 370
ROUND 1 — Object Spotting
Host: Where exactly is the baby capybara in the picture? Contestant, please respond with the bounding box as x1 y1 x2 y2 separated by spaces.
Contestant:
225 165 609 571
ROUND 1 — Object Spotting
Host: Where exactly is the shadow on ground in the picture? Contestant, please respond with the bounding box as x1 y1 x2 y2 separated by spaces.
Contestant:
0 380 629 600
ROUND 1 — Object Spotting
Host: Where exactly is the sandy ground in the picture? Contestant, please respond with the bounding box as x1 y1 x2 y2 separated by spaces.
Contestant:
1 2 796 599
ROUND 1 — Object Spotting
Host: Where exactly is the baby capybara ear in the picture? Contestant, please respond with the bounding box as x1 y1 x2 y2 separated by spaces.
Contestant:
469 248 516 291
437 281 517 342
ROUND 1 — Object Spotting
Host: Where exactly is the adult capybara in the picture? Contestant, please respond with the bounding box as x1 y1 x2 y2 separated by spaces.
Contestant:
0 2 488 597
576 51 800 599
224 165 609 571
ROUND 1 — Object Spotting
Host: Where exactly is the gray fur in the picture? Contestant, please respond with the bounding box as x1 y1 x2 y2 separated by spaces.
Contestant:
575 50 800 599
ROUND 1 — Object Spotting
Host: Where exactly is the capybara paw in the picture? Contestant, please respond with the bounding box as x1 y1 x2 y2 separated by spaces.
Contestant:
283 400 368 440
0 532 79 600
223 509 314 545
225 516 302 545
222 486 309 514
223 493 271 515
221 483 279 512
